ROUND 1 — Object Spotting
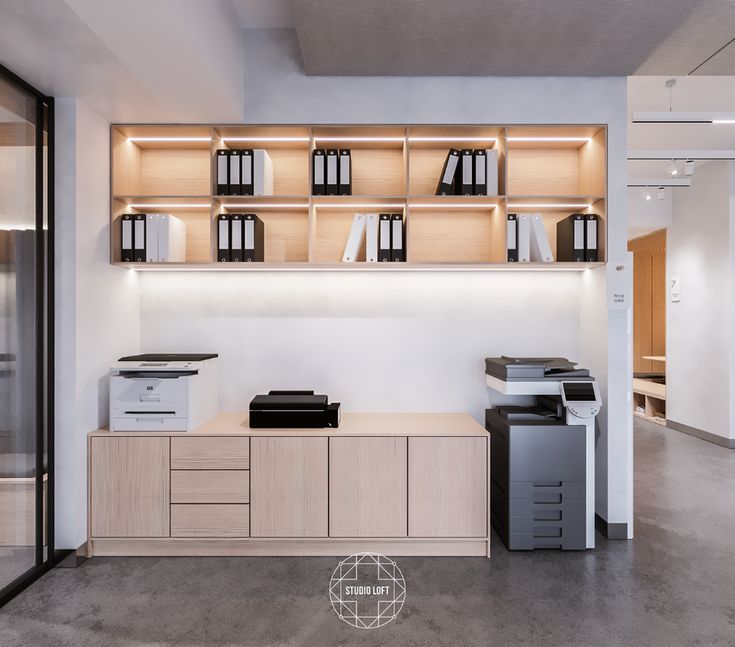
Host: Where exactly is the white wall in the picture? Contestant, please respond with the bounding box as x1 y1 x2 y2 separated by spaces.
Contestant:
137 28 633 532
55 98 140 549
667 160 733 440
628 186 672 240
140 272 581 420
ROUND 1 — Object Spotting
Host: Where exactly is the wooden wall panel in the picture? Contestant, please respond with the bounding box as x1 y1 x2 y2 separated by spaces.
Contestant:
408 211 492 263
628 230 666 375
652 255 666 358
633 255 653 374
507 149 579 195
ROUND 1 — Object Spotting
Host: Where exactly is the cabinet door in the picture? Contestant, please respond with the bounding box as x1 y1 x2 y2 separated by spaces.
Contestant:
329 437 407 537
250 437 328 537
90 436 170 537
409 437 487 537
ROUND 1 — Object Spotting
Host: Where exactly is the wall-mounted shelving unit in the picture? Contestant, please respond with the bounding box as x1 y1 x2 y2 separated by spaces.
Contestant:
110 124 607 270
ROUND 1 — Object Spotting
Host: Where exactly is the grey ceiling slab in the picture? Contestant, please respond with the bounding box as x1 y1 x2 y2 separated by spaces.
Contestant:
289 0 699 75
635 0 735 74
692 39 735 74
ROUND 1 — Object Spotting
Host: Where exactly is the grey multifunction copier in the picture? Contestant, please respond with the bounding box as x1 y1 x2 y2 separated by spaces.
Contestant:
485 357 602 550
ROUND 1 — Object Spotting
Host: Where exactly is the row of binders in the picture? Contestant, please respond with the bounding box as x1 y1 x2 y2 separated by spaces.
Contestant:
217 214 264 262
216 149 273 196
505 213 599 263
312 149 351 195
556 213 599 262
437 148 498 196
342 213 405 263
120 214 186 263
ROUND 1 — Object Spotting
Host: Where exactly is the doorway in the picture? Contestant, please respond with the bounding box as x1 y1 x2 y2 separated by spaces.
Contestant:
628 230 666 425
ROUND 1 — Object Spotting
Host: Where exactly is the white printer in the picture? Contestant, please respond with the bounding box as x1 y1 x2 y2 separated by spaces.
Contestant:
110 354 218 432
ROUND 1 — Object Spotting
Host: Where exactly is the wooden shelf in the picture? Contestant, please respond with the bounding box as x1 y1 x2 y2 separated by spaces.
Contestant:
633 377 666 424
113 261 604 272
110 124 608 270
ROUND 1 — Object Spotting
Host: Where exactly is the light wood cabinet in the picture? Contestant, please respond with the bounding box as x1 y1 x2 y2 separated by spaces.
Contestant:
408 437 487 538
171 436 249 469
171 470 249 504
88 414 490 556
329 437 407 537
250 437 328 537
171 504 249 538
90 436 170 538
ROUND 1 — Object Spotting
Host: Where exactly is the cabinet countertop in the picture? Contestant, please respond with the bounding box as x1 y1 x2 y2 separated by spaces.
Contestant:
90 412 488 437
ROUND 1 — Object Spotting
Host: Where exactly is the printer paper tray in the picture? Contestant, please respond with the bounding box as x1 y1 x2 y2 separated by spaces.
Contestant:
112 416 188 432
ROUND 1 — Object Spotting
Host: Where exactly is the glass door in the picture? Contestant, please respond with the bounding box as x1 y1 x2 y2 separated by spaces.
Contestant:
0 65 53 604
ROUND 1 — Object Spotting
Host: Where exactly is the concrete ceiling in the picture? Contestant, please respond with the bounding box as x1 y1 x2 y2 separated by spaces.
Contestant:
634 0 735 74
285 0 733 76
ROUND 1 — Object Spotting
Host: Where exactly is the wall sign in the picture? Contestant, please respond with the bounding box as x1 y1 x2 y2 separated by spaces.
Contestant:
670 276 681 302
607 261 631 310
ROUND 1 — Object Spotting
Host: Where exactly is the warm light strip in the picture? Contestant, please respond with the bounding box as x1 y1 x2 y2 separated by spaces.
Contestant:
314 203 406 209
506 137 591 142
313 137 406 142
507 203 592 209
712 120 735 124
221 137 311 142
410 203 497 209
128 137 212 142
408 137 497 142
128 203 211 209
125 264 589 272
222 203 310 209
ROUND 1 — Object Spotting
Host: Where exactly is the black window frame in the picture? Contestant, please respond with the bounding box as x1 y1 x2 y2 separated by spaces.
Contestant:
0 62 61 608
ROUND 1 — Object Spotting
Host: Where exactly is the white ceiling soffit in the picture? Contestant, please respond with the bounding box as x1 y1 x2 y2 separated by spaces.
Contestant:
634 0 735 74
628 77 735 151
232 0 293 27
62 0 244 122
632 112 735 124
0 0 161 119
627 178 691 187
0 0 244 122
288 0 699 75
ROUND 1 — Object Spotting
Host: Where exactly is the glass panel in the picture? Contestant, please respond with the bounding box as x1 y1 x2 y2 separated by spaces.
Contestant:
0 73 39 587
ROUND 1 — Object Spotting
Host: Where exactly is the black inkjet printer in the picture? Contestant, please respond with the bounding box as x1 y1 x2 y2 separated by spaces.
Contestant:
249 390 341 428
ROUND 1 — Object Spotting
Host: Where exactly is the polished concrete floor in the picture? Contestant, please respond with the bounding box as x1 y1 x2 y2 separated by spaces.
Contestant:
1 418 734 646
0 547 36 591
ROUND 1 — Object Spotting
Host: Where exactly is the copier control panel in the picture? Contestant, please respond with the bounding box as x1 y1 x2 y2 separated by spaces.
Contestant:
560 381 602 418
114 361 199 370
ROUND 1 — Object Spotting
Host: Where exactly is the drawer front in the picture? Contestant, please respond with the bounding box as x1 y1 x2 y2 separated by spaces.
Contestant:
171 437 250 469
171 470 249 504
171 504 250 537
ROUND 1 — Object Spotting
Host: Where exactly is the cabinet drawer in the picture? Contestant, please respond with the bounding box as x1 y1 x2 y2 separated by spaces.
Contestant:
171 504 250 537
171 437 249 469
171 470 249 504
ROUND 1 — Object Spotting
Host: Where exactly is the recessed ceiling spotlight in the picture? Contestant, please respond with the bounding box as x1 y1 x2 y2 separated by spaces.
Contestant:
684 160 695 176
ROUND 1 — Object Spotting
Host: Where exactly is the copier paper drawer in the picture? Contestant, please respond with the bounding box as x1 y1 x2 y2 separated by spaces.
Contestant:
110 375 189 431
112 415 187 432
